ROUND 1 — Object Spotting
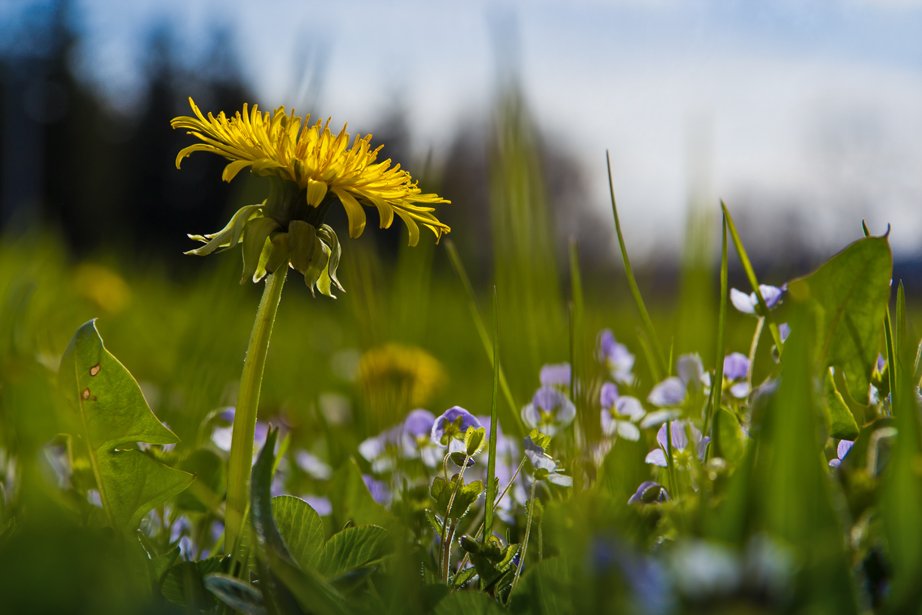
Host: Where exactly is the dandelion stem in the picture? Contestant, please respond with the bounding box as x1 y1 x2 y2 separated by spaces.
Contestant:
510 479 538 596
225 268 288 553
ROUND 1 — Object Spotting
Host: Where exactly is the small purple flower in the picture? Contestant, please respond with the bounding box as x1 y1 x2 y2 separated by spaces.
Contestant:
211 408 271 458
598 329 636 385
295 451 332 480
640 409 681 429
628 481 669 505
645 421 710 469
521 386 576 436
524 442 573 487
600 382 619 409
358 424 404 474
876 354 886 373
301 494 333 516
677 354 709 391
779 323 791 342
404 409 436 439
600 382 644 441
723 352 751 399
647 377 687 408
723 353 750 382
431 406 482 447
363 474 392 505
828 440 854 468
402 409 441 467
539 363 572 389
730 284 785 315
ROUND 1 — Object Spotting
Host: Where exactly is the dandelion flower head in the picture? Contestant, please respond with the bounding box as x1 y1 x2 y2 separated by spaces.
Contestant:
173 98 450 246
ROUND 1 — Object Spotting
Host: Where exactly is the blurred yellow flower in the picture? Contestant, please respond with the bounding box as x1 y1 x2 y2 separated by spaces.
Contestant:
172 98 450 247
73 263 131 314
358 344 446 429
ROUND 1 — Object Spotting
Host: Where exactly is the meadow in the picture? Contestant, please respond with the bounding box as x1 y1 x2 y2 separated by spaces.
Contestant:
0 95 918 615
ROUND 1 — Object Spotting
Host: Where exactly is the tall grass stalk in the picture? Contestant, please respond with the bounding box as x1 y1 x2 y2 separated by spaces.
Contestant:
606 151 667 378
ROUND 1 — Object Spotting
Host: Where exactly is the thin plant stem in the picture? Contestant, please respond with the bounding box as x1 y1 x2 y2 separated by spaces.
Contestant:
441 454 471 583
747 316 765 392
510 479 539 596
457 457 528 572
664 420 680 500
225 268 288 552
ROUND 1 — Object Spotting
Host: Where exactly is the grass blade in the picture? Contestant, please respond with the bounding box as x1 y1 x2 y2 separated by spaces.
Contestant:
720 202 783 350
705 212 729 439
606 151 667 378
444 239 524 434
483 287 500 543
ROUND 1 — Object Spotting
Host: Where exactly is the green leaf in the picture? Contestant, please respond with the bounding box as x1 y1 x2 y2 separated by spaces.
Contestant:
786 236 892 403
317 525 393 578
713 407 744 463
161 556 228 608
430 475 483 519
328 458 393 530
249 427 293 565
451 565 478 588
822 368 860 440
881 339 922 609
272 495 325 571
509 557 572 615
425 509 443 535
434 590 506 615
146 544 180 590
751 307 858 611
203 573 266 615
57 321 193 534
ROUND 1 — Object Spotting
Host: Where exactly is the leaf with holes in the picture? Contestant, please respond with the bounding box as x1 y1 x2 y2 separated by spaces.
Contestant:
57 320 193 534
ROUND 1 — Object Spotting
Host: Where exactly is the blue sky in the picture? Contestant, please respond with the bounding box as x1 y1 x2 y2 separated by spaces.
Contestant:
5 0 922 258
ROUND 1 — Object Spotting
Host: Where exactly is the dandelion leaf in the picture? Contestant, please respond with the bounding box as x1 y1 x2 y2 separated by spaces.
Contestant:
786 236 892 403
58 320 193 534
822 368 860 440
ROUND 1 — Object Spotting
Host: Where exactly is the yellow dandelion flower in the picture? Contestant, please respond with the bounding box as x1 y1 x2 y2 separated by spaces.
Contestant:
358 344 446 430
172 98 450 245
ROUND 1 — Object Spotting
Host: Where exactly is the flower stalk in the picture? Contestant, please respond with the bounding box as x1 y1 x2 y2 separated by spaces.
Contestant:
225 268 288 551
510 479 538 595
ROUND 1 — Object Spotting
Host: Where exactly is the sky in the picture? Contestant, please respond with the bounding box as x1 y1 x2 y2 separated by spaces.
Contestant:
5 0 922 260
